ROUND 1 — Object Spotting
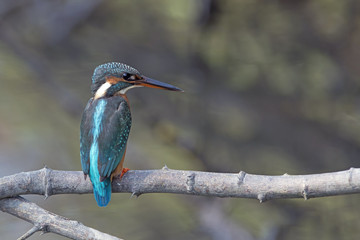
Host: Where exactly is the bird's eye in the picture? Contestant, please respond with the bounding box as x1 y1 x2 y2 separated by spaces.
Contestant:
122 73 131 80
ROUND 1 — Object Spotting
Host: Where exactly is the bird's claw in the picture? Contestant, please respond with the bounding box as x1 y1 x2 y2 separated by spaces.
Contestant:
120 168 130 178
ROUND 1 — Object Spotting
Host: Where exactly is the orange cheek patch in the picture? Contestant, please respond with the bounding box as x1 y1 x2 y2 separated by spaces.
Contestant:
106 76 122 84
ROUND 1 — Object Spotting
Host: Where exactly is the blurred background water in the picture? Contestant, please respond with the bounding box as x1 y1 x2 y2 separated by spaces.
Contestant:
1 0 360 239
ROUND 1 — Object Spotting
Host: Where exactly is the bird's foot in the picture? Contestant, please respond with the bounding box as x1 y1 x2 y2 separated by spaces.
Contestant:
120 168 130 178
110 168 130 182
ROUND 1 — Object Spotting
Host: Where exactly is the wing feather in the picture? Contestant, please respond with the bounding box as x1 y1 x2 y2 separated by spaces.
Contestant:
80 98 94 175
97 97 131 178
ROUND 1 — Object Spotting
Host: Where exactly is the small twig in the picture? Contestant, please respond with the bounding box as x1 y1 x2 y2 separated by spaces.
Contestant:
18 225 41 240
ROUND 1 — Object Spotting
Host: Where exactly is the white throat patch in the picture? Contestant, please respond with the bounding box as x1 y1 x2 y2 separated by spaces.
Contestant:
94 82 111 99
94 82 143 99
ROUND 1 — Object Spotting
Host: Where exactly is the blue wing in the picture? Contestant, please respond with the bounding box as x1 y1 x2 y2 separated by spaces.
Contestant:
97 96 132 178
80 98 94 175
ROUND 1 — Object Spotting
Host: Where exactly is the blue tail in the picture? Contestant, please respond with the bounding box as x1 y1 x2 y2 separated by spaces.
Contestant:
92 178 111 207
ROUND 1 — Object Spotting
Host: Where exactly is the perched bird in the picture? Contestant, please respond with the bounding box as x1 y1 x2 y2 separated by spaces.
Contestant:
80 62 182 207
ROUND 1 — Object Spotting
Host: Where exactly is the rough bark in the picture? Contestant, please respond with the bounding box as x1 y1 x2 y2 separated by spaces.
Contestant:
0 167 359 202
1 167 360 239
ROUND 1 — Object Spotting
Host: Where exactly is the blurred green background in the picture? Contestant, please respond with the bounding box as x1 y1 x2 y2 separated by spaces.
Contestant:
1 0 360 239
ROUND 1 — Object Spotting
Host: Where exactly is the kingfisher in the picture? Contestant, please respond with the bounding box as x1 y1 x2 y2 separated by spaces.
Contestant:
80 62 182 207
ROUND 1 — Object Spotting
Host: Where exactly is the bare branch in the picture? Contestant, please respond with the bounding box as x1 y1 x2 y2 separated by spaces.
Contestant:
1 167 360 201
0 197 122 240
1 167 360 239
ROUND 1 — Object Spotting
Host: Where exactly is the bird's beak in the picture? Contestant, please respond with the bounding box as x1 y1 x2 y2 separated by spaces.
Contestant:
137 76 183 92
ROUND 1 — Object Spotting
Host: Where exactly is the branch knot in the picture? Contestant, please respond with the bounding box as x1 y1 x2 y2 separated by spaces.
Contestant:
348 167 355 187
186 173 196 193
237 171 246 185
43 166 53 200
257 193 266 203
302 183 309 200
162 165 170 171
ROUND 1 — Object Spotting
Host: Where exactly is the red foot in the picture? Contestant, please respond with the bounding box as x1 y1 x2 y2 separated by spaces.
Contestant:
120 168 130 178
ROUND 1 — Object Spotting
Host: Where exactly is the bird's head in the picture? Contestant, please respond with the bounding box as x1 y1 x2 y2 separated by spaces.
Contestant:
91 62 183 99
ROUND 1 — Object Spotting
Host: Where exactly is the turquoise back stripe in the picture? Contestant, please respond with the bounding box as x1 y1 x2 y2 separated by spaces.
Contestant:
89 99 109 201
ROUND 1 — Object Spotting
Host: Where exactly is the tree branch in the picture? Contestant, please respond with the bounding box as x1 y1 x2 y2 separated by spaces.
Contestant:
1 167 360 239
1 167 360 202
0 196 122 240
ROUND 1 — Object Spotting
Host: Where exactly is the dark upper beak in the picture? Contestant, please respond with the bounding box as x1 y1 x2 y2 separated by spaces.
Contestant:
137 76 183 92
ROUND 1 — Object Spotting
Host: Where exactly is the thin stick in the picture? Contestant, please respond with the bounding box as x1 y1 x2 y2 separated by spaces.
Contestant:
18 225 41 240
